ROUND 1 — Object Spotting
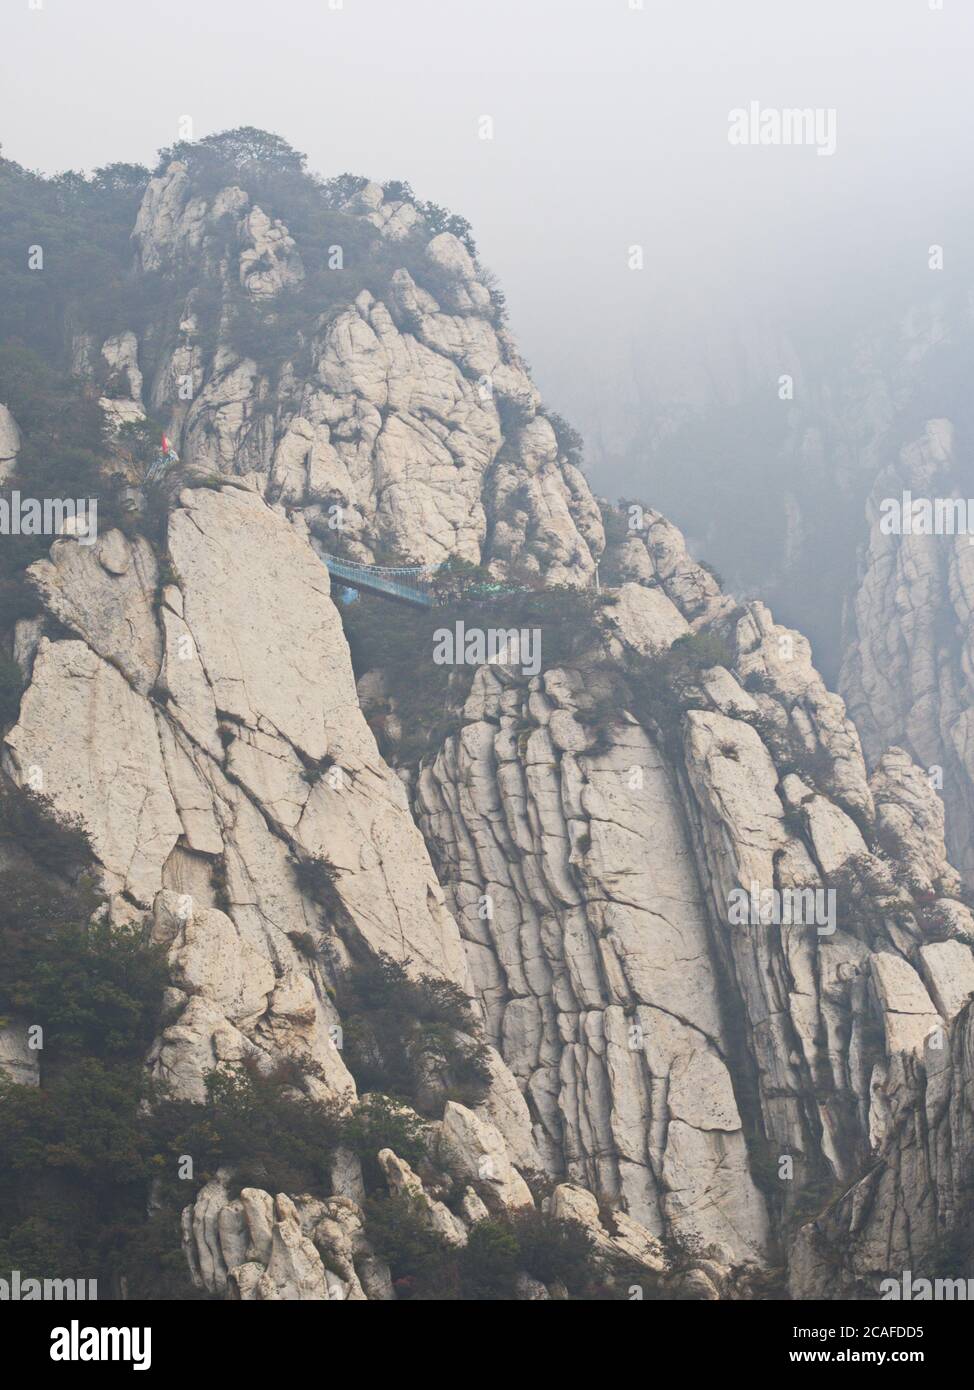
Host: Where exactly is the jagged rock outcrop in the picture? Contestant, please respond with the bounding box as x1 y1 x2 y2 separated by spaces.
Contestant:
415 511 974 1271
179 1149 694 1300
4 146 974 1299
574 294 974 897
131 162 602 587
182 1179 395 1301
415 660 770 1258
3 483 539 1138
841 418 974 884
790 997 974 1299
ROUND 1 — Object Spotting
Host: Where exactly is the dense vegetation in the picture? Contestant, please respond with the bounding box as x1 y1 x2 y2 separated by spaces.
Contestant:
340 576 600 762
335 954 492 1116
0 342 132 645
0 154 150 365
366 1198 608 1301
0 788 174 1293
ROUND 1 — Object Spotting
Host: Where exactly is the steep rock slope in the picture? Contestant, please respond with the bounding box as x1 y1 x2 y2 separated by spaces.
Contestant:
2 474 554 1298
412 511 974 1287
571 286 974 891
2 142 974 1298
841 417 974 884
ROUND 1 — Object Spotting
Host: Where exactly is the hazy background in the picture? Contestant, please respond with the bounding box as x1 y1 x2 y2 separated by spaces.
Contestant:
3 0 972 496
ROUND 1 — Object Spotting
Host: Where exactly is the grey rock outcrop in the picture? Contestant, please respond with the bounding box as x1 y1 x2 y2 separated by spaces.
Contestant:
4 151 974 1300
0 402 21 482
130 161 602 587
841 418 974 884
0 1021 40 1087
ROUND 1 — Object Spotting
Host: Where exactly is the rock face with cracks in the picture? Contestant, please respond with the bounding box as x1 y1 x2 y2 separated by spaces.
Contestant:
4 158 974 1300
841 418 974 886
132 162 602 589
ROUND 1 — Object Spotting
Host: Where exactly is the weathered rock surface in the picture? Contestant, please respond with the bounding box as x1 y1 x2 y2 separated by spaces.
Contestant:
790 999 974 1299
4 154 974 1301
1 471 533 1127
26 532 162 693
0 401 21 482
415 662 770 1259
4 637 182 904
182 1178 392 1301
0 1020 40 1087
131 161 602 587
841 418 974 883
414 514 974 1273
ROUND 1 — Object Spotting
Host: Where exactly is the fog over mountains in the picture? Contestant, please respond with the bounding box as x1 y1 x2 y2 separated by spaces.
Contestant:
1 0 973 1318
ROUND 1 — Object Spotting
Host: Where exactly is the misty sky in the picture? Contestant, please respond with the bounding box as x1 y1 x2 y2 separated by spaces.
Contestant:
3 0 973 477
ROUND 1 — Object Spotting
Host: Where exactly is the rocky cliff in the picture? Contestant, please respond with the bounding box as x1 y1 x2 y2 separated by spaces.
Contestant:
1 135 973 1300
841 416 974 888
575 285 974 895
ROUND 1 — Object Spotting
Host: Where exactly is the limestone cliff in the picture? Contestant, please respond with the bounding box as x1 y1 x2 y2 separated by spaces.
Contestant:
841 417 974 886
1 139 973 1300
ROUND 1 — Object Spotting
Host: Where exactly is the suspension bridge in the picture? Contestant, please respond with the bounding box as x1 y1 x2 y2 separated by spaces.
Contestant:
320 553 526 608
321 554 440 607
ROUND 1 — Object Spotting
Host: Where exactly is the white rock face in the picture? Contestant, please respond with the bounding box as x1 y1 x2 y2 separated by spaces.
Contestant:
154 894 276 1024
27 532 162 693
550 1184 665 1273
415 659 770 1259
440 1102 534 1211
4 477 540 1284
183 1180 392 1301
238 206 304 299
918 940 974 1021
4 638 182 904
8 155 974 1301
601 582 690 655
181 1153 680 1302
869 953 942 1056
377 1148 468 1245
413 513 974 1268
166 485 471 985
101 331 144 403
130 161 603 586
790 1000 974 1298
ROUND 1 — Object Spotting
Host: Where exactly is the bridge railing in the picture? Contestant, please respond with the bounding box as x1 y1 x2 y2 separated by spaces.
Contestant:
320 553 534 608
321 554 437 607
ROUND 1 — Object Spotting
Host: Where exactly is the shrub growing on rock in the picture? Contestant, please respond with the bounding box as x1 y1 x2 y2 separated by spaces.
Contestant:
336 954 491 1114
